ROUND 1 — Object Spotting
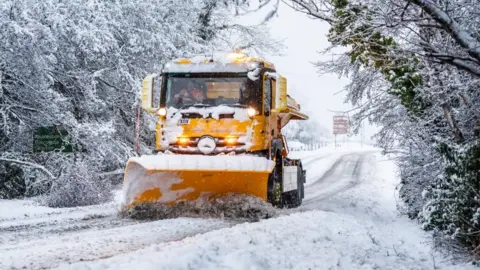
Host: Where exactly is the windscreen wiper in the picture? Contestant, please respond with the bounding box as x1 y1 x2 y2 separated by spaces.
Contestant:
223 104 248 108
180 103 213 109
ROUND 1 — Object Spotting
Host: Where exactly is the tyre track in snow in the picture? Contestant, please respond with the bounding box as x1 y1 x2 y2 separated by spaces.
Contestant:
0 200 235 270
278 150 375 217
301 152 330 166
299 152 373 209
0 211 140 245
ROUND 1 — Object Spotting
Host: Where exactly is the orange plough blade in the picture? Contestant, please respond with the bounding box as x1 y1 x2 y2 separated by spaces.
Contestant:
122 154 275 209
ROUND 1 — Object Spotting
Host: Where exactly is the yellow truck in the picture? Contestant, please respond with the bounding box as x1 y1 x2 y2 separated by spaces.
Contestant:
123 52 309 210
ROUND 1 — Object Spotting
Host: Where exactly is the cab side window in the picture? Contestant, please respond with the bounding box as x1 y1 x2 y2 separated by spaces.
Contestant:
264 78 272 115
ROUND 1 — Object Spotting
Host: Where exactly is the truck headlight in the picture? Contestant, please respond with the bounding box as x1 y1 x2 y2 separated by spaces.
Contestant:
177 136 190 144
247 107 257 118
225 136 238 145
157 107 167 117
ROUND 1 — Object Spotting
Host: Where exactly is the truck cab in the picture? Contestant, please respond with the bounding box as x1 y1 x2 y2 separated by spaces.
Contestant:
141 52 308 156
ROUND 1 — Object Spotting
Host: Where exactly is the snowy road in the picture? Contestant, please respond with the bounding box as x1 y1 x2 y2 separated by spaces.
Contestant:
0 195 233 269
302 153 367 207
0 145 472 269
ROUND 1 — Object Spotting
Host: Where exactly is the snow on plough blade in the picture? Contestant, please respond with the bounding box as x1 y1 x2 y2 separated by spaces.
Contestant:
122 154 275 209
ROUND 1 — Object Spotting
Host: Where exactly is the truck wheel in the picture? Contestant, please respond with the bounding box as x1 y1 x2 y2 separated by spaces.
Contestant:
283 188 302 208
268 152 284 208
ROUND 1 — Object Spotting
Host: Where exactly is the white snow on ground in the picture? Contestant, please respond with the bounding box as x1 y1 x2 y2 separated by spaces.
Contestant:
0 190 123 226
0 189 233 270
2 217 231 270
285 140 304 150
0 199 68 221
49 143 475 270
289 142 378 187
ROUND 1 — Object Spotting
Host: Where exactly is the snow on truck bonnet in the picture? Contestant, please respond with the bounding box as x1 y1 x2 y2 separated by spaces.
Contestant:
159 106 255 149
167 105 251 122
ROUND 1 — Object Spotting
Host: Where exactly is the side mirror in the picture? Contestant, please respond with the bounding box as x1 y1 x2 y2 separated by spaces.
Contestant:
272 75 288 112
141 74 161 113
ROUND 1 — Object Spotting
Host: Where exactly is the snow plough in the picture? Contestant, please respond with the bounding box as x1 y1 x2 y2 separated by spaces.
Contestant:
122 52 309 210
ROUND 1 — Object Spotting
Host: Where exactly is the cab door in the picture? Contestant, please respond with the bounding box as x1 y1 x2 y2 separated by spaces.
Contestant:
263 73 277 149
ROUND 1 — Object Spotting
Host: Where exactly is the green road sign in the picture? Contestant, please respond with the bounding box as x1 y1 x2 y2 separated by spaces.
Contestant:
33 126 74 153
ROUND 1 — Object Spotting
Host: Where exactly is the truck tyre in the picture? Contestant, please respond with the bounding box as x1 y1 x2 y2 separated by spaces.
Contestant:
267 151 284 208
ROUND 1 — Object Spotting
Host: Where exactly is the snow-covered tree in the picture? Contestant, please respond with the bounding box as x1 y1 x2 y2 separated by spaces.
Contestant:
0 0 281 206
281 0 480 255
283 119 330 145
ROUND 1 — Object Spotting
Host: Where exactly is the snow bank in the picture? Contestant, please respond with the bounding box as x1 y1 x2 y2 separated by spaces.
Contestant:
0 190 123 228
0 199 63 221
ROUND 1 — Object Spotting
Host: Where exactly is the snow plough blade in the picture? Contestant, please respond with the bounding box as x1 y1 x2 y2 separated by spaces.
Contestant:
122 154 275 209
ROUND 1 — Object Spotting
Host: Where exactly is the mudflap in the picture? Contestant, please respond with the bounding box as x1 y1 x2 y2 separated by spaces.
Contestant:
281 159 305 208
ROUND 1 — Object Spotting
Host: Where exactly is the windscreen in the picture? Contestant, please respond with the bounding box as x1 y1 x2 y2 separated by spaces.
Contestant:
163 74 261 110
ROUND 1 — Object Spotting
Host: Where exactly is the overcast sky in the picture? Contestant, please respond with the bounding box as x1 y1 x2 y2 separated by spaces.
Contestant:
235 1 378 143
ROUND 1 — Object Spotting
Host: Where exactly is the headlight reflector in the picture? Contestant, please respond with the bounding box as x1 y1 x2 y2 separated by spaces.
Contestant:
177 137 189 144
247 107 257 118
157 107 167 117
225 136 238 145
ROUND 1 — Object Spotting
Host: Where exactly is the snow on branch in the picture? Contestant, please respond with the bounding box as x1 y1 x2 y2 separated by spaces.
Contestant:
284 0 334 23
0 158 55 179
411 0 480 63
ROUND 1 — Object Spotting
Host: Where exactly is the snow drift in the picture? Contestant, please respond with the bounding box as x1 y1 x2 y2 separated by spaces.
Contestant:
122 193 278 222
